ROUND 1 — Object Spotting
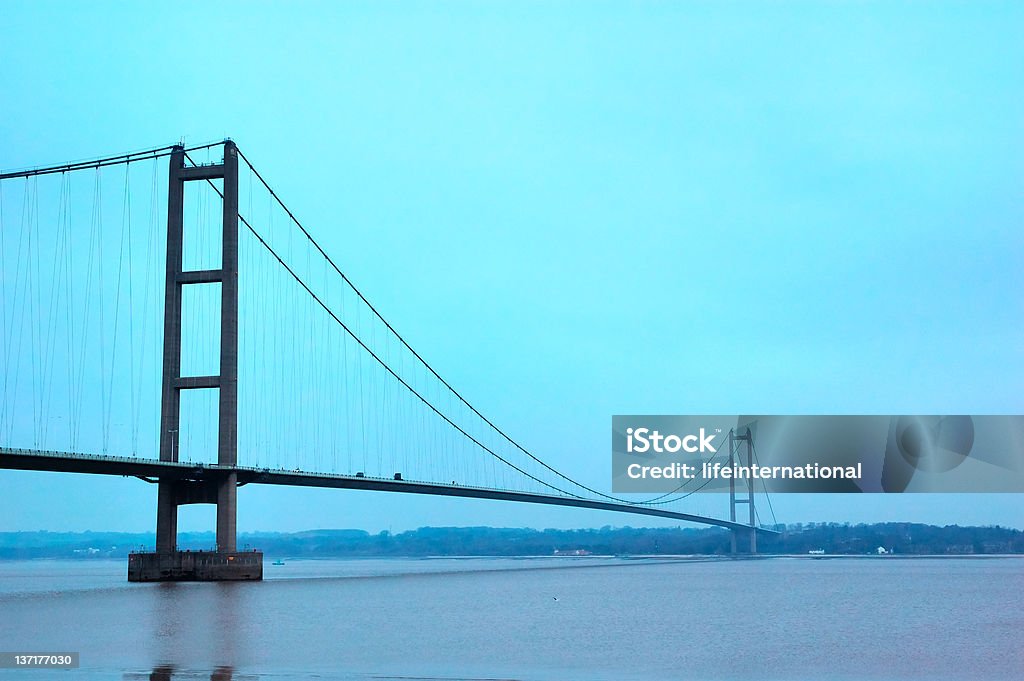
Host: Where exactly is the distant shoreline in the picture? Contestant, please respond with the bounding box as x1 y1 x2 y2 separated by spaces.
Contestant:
1 522 1021 560
2 553 1022 565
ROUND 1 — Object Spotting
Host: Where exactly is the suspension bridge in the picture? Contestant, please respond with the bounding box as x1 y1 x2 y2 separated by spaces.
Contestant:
0 140 776 580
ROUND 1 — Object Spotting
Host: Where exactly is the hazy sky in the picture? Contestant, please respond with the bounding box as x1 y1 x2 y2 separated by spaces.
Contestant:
1 1 1022 532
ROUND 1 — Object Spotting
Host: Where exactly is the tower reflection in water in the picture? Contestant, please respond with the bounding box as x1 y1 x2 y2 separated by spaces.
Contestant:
123 580 255 681
142 665 236 680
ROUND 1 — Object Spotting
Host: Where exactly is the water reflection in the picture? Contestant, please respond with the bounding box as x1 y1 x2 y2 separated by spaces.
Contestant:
142 663 234 679
125 665 239 680
129 580 249 680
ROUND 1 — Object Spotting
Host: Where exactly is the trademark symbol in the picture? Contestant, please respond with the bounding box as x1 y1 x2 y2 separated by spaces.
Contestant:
715 429 722 433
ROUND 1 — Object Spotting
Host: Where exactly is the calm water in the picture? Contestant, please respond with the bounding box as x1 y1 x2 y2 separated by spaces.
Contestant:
0 556 1021 680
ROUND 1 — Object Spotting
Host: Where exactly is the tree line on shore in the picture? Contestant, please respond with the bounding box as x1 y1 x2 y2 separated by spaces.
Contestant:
1 522 1022 559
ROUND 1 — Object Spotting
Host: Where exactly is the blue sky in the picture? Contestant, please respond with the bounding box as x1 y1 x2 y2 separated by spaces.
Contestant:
1 1 1022 532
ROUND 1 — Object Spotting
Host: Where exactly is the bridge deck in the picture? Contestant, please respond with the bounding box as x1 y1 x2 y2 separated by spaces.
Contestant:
0 447 778 534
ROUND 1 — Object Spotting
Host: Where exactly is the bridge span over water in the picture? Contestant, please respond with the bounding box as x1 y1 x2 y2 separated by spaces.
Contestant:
0 141 777 579
1 447 773 534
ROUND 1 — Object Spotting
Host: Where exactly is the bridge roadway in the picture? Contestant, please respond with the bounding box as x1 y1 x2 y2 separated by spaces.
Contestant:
0 447 778 535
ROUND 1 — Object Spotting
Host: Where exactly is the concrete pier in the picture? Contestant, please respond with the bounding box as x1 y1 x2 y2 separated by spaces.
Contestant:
128 551 263 582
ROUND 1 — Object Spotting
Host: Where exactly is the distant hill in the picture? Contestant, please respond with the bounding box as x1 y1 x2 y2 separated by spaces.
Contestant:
0 523 1021 559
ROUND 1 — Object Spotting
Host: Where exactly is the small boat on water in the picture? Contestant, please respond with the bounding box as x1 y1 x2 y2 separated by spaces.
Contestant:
272 559 285 566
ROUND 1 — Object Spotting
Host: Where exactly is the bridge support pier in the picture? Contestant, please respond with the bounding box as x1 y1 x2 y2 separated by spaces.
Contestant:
132 476 260 581
217 473 238 552
129 140 260 582
729 527 757 555
155 481 177 554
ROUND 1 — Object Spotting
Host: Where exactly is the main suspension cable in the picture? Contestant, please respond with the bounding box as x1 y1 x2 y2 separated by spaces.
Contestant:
235 148 686 508
184 151 588 501
0 141 225 181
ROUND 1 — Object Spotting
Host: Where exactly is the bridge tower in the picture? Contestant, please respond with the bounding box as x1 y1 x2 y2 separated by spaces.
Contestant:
729 427 757 554
129 141 261 581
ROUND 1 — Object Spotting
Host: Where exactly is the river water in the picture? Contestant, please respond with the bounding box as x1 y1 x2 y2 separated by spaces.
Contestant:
0 556 1020 680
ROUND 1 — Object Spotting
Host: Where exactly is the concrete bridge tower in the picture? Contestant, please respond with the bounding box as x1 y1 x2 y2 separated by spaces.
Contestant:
128 141 262 581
